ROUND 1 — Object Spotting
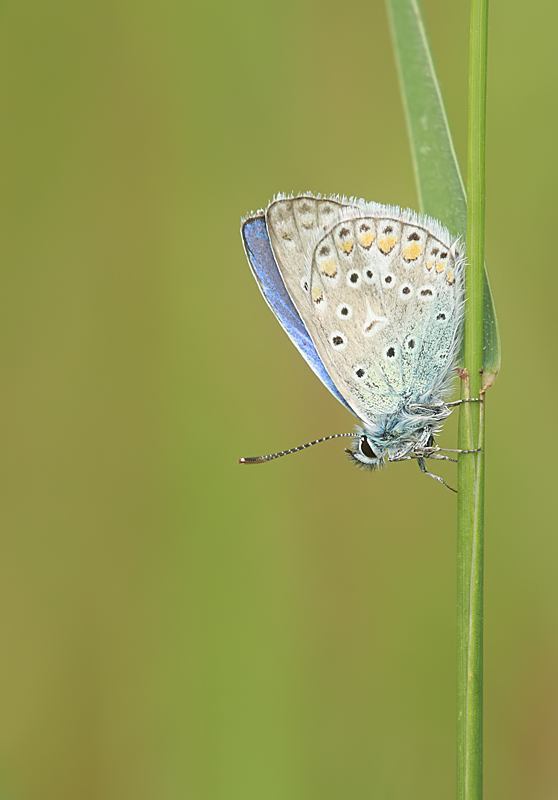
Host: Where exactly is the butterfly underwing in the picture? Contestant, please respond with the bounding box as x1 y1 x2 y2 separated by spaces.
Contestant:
241 193 474 489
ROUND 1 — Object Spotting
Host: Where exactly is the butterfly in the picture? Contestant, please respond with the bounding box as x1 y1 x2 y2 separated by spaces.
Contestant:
240 194 480 491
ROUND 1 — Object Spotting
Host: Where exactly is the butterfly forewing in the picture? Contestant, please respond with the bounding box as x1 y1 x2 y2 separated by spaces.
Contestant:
266 196 359 300
266 196 464 425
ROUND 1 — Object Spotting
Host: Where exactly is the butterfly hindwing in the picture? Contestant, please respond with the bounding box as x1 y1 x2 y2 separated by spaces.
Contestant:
265 195 464 424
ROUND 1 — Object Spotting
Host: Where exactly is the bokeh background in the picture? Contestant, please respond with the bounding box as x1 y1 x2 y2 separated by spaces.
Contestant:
0 0 556 798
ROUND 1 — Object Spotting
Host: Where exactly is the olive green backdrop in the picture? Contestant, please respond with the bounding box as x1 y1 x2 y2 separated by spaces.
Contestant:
0 1 556 798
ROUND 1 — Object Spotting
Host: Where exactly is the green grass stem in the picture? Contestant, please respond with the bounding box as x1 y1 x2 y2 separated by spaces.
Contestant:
387 1 495 798
457 0 489 798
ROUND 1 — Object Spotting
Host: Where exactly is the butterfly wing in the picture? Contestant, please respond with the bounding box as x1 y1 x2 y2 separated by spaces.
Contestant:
266 195 464 424
241 213 354 412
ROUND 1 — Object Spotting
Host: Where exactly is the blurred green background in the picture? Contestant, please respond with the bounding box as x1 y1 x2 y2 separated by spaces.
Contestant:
0 0 556 798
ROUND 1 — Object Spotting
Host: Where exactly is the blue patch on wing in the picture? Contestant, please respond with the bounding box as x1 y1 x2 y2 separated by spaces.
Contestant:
242 215 353 414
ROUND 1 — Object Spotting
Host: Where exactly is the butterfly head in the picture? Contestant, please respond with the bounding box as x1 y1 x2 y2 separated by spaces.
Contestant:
346 424 436 470
345 433 387 470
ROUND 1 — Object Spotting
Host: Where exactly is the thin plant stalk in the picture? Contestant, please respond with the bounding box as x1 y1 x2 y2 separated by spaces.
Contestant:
457 0 489 797
386 2 496 796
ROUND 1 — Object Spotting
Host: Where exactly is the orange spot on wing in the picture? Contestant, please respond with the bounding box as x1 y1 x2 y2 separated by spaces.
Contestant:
339 240 354 255
312 285 324 303
435 261 446 273
378 235 396 254
320 260 338 278
358 231 375 249
402 242 422 261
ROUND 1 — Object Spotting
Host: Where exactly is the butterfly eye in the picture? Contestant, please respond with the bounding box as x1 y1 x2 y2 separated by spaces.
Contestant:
359 436 377 459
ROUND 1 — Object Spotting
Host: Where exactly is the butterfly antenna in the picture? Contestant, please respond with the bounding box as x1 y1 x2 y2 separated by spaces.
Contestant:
239 433 355 464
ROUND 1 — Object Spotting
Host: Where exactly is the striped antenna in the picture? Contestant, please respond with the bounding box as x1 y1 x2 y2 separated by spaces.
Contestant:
239 433 355 464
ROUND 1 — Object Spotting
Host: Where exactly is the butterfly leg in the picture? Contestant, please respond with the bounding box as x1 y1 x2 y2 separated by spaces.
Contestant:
406 399 482 413
444 398 482 408
425 445 481 454
416 457 457 493
427 453 458 464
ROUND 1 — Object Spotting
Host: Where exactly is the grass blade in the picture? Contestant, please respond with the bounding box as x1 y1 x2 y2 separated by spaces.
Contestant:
385 0 500 384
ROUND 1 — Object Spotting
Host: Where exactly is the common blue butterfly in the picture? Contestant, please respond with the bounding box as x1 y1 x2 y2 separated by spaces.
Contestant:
240 194 480 491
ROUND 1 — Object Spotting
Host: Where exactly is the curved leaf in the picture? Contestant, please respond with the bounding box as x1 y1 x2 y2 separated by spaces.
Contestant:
385 0 500 385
